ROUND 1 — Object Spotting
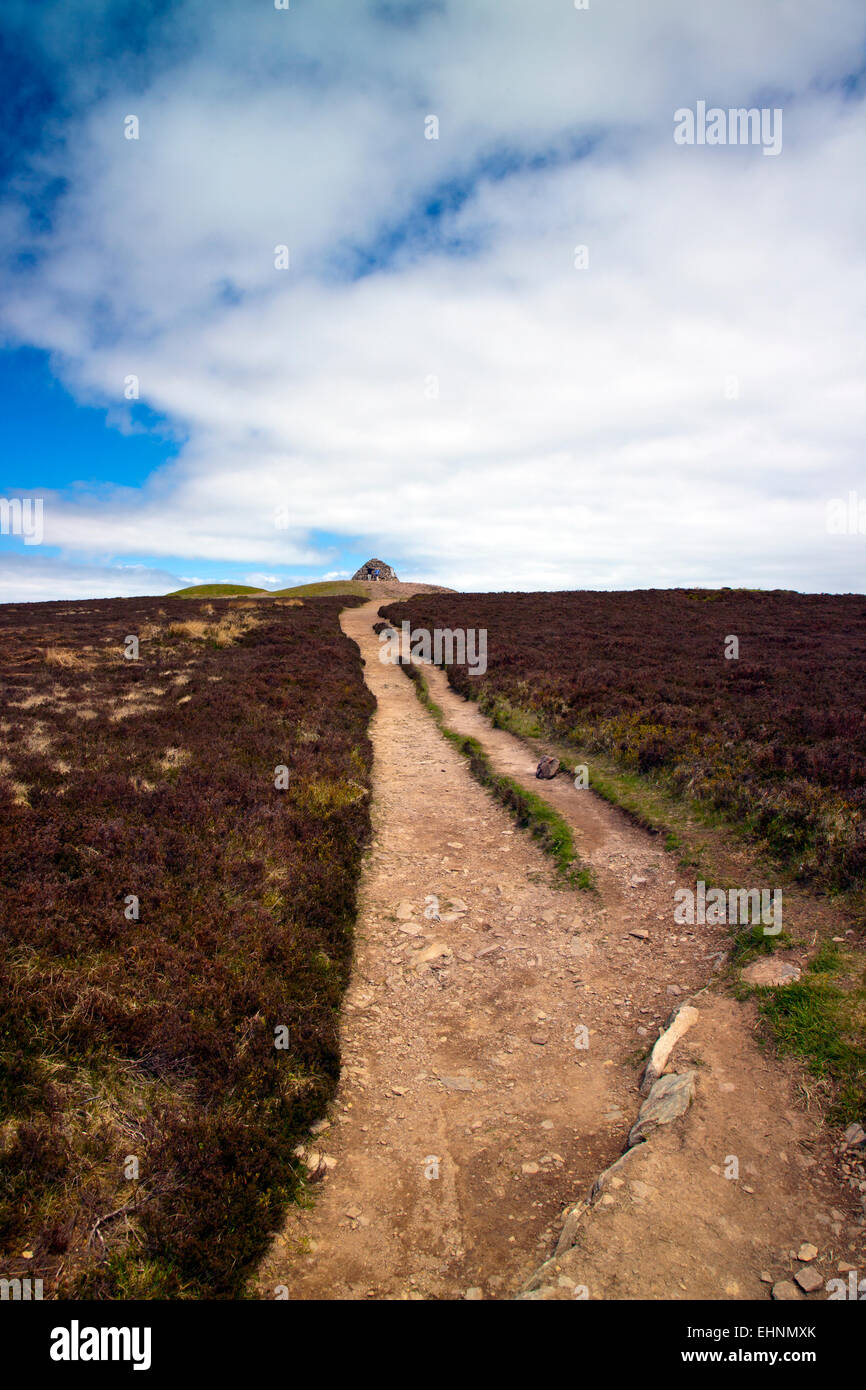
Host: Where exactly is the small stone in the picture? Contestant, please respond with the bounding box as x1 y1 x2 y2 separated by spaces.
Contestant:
391 1085 408 1096
797 1243 819 1262
438 1075 475 1092
629 876 648 887
464 1287 483 1300
522 1162 540 1175
760 1271 773 1284
843 1122 866 1149
629 929 650 941
771 1280 801 1300
535 756 560 779
395 902 415 920
530 1034 549 1046
794 1267 824 1293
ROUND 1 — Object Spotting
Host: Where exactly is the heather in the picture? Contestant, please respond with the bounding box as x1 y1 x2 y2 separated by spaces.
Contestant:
382 589 866 894
0 594 373 1297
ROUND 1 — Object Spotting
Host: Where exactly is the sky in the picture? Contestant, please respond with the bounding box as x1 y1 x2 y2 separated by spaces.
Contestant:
1 0 865 601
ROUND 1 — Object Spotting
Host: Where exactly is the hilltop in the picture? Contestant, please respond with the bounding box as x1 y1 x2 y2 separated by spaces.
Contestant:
169 578 454 600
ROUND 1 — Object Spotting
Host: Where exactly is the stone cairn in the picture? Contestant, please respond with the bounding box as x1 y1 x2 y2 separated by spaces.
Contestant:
352 558 398 581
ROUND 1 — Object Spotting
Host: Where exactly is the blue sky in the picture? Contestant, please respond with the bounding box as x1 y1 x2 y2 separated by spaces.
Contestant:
1 0 866 600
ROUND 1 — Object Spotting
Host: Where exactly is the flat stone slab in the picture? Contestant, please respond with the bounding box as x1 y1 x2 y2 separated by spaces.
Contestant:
628 1070 697 1146
741 958 801 987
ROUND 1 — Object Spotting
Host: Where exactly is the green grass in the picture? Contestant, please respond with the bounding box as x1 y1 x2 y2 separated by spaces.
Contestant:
166 583 268 597
271 581 372 598
402 664 593 890
756 943 866 1124
729 922 792 967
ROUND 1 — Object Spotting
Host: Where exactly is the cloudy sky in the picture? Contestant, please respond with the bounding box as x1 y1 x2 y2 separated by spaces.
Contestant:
1 0 865 600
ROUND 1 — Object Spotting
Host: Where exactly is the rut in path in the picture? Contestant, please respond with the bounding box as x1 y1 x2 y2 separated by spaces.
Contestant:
256 600 862 1301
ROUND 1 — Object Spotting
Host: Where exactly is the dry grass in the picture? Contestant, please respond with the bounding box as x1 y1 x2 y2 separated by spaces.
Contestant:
165 615 258 647
44 648 85 669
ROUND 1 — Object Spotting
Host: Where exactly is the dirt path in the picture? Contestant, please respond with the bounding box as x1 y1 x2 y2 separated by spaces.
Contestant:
256 600 865 1301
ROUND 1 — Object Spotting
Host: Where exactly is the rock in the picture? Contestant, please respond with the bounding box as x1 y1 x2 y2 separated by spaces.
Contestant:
395 902 415 920
521 1162 540 1175
464 1287 483 1300
475 944 502 959
843 1122 866 1149
391 1085 408 1096
665 984 683 996
760 1271 774 1283
555 1202 589 1255
293 1147 337 1178
309 1118 330 1134
535 756 560 779
629 929 650 941
771 1280 801 1301
793 1267 824 1294
629 875 648 887
741 958 801 987
628 1070 697 1146
438 1075 475 1092
413 941 453 967
530 1034 549 1046
639 1004 700 1094
797 1243 819 1262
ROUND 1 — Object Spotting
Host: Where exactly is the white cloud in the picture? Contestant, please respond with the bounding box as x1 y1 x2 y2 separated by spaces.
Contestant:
3 0 866 594
0 554 183 602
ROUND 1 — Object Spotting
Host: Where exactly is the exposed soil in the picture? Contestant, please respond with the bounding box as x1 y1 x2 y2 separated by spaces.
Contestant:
256 599 865 1301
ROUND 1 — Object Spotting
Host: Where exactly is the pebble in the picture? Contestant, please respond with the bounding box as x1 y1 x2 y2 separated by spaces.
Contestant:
797 1242 818 1262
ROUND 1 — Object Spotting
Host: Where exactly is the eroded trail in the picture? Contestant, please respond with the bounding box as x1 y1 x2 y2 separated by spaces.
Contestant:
256 600 863 1301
